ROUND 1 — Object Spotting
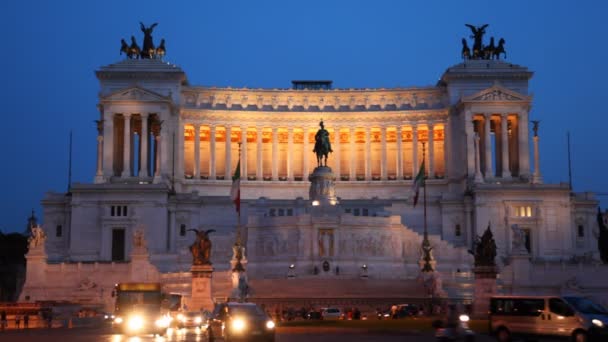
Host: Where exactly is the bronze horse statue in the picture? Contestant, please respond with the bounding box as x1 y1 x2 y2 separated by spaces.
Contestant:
313 121 332 167
155 39 166 59
120 39 129 57
484 37 495 59
492 38 506 60
128 36 141 59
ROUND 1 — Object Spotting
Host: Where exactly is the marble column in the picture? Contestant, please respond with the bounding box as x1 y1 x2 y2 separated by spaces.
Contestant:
533 135 543 184
396 127 403 180
380 126 387 180
154 132 161 182
272 127 278 180
121 114 132 177
225 126 232 179
256 126 263 180
102 115 113 178
465 112 475 176
428 123 435 179
193 124 200 179
501 114 511 178
140 114 149 177
349 127 356 180
412 125 419 177
365 127 371 180
484 113 494 178
303 128 309 179
241 126 248 179
287 127 293 180
334 128 341 177
518 112 531 178
209 125 216 179
474 133 484 183
95 122 104 183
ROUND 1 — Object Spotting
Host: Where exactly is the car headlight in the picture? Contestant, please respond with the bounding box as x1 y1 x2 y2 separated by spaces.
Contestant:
266 320 275 329
592 319 604 327
231 318 246 332
195 316 202 324
459 315 470 322
127 315 144 331
156 316 171 328
114 316 123 324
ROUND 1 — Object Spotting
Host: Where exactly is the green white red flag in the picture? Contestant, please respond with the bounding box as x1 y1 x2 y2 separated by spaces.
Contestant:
412 160 425 207
230 160 241 213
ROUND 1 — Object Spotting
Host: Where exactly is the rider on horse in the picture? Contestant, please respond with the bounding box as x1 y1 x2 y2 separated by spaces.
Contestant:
313 120 332 167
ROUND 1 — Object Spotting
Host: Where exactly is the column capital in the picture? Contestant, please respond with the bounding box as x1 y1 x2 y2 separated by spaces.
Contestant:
411 124 418 132
140 113 149 119
123 113 132 118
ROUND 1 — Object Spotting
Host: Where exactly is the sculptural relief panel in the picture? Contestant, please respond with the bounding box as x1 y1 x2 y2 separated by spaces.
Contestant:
338 231 401 258
253 229 300 258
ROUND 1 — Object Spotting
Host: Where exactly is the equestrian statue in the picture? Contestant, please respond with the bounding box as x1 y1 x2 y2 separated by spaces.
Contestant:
313 120 333 167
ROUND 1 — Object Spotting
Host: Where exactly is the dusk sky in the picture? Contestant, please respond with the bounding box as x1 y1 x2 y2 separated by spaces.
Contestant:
1 0 607 233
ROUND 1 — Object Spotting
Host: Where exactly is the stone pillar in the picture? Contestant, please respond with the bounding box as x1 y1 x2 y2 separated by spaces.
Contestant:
465 112 475 176
464 198 473 249
225 126 232 180
190 265 214 311
153 132 162 183
365 127 371 180
102 115 113 179
349 127 356 180
303 128 309 180
501 114 511 178
428 123 435 179
474 134 484 183
412 125 419 177
241 126 248 179
380 126 387 180
140 114 149 177
472 266 497 318
287 127 293 180
121 114 132 177
177 119 185 183
272 127 278 180
308 167 338 206
334 128 341 179
396 127 403 180
193 124 200 179
518 112 531 178
533 135 543 184
209 125 216 179
484 114 493 178
256 126 263 180
95 122 104 184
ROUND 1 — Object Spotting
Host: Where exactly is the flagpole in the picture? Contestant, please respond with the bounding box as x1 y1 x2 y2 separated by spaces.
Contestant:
237 142 242 245
422 141 427 238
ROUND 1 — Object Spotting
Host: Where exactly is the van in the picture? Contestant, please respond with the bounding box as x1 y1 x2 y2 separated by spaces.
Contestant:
489 295 608 342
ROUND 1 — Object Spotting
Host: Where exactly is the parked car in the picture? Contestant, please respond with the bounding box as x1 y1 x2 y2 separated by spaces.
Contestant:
434 312 475 342
490 295 608 342
207 302 275 342
321 308 341 320
306 310 322 320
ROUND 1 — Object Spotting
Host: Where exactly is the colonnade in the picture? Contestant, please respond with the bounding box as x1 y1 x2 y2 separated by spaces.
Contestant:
471 113 522 179
182 123 446 182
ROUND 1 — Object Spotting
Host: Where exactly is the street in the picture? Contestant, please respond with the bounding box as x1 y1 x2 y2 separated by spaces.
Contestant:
0 325 497 342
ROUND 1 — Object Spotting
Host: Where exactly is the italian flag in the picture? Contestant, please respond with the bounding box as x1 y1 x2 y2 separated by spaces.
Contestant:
230 160 241 214
412 160 425 207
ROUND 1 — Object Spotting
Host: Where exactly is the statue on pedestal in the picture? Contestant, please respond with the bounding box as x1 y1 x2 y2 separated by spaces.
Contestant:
313 120 332 167
28 225 46 249
188 228 216 265
510 224 528 255
470 223 497 267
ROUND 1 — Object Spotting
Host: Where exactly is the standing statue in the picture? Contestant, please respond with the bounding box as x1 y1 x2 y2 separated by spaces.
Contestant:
188 228 216 265
28 226 46 249
597 207 608 264
313 120 333 167
511 224 528 254
469 223 497 267
531 120 540 137
465 24 489 59
140 22 158 59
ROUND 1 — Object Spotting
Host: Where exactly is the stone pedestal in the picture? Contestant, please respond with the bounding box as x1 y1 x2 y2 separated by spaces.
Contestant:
472 266 497 318
190 265 214 311
309 166 338 206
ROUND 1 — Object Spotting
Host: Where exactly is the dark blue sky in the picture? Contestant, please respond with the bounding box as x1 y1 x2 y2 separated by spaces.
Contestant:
1 0 607 233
